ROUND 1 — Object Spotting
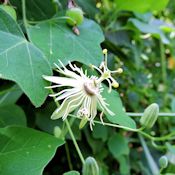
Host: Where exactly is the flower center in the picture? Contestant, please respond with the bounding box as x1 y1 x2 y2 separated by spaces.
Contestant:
83 80 98 96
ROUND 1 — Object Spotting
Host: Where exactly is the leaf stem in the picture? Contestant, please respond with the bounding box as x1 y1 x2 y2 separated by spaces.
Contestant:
126 112 175 117
21 0 28 35
65 142 73 170
68 114 175 142
49 89 85 165
27 16 75 24
65 119 85 164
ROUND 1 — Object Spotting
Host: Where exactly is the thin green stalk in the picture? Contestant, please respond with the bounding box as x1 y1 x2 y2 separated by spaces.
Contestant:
50 89 85 165
160 41 167 86
65 119 85 164
22 0 28 35
61 117 75 138
65 143 73 170
68 114 175 142
27 16 75 24
68 114 143 132
126 112 175 117
151 141 166 150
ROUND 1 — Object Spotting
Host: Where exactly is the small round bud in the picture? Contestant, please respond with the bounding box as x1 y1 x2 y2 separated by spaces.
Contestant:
159 156 168 169
102 49 108 54
66 7 84 26
140 103 159 128
53 126 62 138
82 157 99 175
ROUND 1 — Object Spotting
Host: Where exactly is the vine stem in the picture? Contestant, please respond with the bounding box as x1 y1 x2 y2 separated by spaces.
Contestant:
160 41 167 87
65 142 73 170
22 0 28 34
27 16 75 24
65 119 85 164
68 114 175 142
50 89 85 165
126 112 175 117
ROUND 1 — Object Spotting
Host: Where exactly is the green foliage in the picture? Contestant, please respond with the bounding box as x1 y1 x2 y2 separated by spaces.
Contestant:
0 0 175 174
0 126 64 175
28 18 104 66
0 85 22 106
116 0 169 13
0 105 26 127
108 133 129 158
102 85 136 128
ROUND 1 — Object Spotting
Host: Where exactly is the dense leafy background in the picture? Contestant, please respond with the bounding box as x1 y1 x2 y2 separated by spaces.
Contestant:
0 0 175 174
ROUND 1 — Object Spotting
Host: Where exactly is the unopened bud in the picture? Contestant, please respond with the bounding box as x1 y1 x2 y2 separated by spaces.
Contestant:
79 116 88 129
53 126 62 138
82 157 99 175
140 103 159 128
159 156 168 169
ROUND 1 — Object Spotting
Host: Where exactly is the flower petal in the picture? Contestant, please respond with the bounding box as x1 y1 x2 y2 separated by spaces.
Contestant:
51 91 84 120
43 75 80 87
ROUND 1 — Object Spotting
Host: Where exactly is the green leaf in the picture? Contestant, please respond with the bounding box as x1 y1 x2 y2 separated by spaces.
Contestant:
107 133 129 159
118 156 130 175
28 18 104 66
63 171 80 175
102 85 136 129
129 18 169 44
0 85 23 107
77 0 98 18
0 8 24 37
36 102 60 134
10 0 57 20
0 126 64 175
0 31 52 107
116 0 169 13
0 105 26 127
92 124 108 142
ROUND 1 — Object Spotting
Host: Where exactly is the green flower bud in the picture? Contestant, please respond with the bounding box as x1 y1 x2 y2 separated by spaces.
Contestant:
82 157 99 175
140 103 159 128
159 156 168 169
66 7 84 26
79 117 88 129
53 126 62 138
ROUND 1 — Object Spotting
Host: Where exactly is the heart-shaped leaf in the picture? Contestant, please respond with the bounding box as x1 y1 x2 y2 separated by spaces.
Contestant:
0 31 52 107
0 126 64 175
0 8 24 37
28 18 104 66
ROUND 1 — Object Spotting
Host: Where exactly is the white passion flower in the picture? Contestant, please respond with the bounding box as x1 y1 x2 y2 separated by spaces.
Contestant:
43 49 123 129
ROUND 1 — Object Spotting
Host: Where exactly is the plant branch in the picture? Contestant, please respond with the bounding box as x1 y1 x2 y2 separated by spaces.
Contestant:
49 89 85 165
